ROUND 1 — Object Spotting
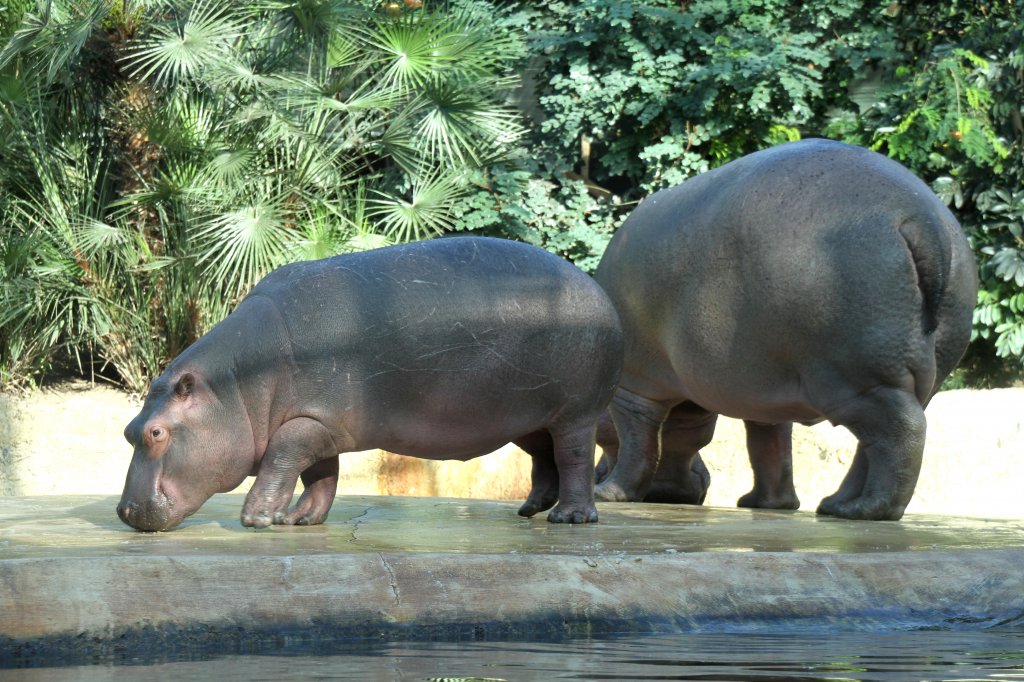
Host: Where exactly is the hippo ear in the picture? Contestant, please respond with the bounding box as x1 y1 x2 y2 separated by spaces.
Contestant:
174 373 195 400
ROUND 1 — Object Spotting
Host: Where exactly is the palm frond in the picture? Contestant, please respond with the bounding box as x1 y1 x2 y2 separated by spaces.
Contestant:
0 0 108 84
413 84 524 166
194 199 294 296
263 0 364 45
122 0 242 87
72 217 131 256
358 10 462 92
367 171 466 243
357 6 524 91
205 149 256 186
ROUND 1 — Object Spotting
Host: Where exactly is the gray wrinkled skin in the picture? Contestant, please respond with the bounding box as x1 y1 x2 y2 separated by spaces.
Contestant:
593 139 978 520
118 237 623 531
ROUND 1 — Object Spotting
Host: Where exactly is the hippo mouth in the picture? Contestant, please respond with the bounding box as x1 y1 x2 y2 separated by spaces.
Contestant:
116 479 196 532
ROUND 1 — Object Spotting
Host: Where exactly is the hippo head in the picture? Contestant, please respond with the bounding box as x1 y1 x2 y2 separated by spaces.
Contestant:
117 369 255 531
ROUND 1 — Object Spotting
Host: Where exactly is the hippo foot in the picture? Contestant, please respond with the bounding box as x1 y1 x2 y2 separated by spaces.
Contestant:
737 489 800 510
518 496 557 518
816 494 905 521
242 504 329 528
594 480 639 502
286 511 327 526
645 463 712 504
284 487 333 526
547 503 599 524
241 495 292 529
240 509 282 529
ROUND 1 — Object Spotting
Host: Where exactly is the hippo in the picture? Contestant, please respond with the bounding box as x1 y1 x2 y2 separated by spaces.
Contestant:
593 139 978 520
117 237 623 531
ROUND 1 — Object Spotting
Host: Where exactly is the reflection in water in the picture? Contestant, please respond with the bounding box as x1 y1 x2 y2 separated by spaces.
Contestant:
7 631 1024 681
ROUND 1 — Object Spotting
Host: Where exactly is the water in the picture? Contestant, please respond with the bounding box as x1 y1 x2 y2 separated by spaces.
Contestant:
7 631 1024 681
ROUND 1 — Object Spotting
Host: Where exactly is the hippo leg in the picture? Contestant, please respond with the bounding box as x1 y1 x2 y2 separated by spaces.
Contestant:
643 404 717 504
595 389 671 502
818 448 869 510
817 387 926 521
515 431 560 518
737 422 800 510
241 417 337 529
546 421 600 524
286 455 340 525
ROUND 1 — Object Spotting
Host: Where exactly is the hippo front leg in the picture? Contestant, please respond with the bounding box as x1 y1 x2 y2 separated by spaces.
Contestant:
817 387 926 521
737 421 800 510
286 455 340 525
594 389 670 502
242 417 338 528
643 403 717 504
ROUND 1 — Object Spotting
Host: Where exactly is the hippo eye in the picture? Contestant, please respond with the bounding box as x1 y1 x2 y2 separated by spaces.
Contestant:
150 426 167 442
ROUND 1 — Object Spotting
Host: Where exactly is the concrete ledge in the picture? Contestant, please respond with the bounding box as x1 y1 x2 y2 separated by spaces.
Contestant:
2 495 1023 666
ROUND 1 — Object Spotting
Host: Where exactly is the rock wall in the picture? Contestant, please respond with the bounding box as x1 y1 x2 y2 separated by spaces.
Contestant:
1 382 1021 518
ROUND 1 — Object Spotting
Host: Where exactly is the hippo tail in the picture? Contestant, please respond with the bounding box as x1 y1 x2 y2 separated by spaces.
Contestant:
899 213 978 403
898 215 953 336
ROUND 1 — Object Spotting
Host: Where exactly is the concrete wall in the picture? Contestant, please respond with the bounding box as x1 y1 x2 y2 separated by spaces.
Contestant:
1 383 1021 518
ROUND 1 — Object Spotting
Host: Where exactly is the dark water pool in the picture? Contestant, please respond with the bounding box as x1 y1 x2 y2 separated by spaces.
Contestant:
7 630 1024 681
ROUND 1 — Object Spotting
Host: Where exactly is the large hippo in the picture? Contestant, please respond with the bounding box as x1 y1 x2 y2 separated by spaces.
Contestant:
593 139 977 520
117 237 623 531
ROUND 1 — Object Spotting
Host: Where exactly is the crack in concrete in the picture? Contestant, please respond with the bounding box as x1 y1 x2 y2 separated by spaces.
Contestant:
378 552 401 605
347 507 371 544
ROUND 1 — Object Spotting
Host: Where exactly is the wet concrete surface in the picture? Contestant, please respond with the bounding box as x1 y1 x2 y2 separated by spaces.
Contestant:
2 495 1024 665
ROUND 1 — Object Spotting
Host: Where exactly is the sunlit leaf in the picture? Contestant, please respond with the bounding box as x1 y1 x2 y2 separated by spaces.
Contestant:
122 0 242 87
367 172 466 242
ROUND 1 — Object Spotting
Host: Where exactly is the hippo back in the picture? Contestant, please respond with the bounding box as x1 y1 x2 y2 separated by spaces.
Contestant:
242 236 624 456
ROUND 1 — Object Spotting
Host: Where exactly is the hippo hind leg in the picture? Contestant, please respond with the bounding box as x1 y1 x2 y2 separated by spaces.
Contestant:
737 421 800 510
517 419 600 524
594 390 671 502
547 419 600 524
515 431 560 518
817 386 926 521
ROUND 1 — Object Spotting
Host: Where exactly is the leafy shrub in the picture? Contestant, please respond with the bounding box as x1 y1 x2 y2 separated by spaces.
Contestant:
856 1 1023 370
493 0 1023 378
2 0 1022 392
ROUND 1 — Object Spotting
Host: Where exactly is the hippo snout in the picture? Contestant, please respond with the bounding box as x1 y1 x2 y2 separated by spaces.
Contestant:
117 494 180 532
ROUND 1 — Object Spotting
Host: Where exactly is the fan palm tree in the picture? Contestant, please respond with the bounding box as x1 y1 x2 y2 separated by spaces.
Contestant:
0 0 525 391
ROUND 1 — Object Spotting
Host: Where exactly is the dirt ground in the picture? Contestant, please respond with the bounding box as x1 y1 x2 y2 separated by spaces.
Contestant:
0 382 1021 519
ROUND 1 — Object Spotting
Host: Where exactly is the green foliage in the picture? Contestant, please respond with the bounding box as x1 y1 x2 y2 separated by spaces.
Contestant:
451 162 619 272
502 0 1024 374
2 0 1023 391
855 1 1023 365
0 0 524 392
454 0 891 277
519 0 876 197
0 0 33 36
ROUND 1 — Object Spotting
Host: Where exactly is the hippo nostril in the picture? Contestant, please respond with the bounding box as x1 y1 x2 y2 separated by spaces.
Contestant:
116 500 142 526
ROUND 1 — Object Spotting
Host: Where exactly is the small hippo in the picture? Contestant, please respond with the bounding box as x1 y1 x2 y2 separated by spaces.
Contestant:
593 139 978 520
117 237 623 531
